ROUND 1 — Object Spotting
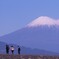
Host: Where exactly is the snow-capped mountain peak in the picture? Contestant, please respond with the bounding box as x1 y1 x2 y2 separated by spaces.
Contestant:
27 16 59 27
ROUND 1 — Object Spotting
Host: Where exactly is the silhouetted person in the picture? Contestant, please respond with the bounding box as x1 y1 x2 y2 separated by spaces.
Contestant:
10 46 14 54
6 44 9 54
18 46 21 54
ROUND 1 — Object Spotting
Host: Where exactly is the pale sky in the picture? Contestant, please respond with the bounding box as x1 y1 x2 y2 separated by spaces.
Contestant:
0 0 59 36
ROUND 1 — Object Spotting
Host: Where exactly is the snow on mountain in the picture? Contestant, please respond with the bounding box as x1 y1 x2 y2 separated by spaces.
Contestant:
27 16 59 27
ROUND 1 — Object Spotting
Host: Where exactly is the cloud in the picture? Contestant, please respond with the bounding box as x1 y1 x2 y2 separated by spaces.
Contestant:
27 16 59 27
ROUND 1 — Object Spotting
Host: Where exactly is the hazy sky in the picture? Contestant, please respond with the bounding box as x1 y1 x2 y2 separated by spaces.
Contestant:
0 0 59 36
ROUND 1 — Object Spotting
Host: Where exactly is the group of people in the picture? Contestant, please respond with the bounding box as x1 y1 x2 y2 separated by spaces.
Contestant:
6 45 21 54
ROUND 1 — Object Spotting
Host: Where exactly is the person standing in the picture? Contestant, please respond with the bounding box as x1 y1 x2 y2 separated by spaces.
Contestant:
6 44 9 54
10 46 14 54
18 46 21 54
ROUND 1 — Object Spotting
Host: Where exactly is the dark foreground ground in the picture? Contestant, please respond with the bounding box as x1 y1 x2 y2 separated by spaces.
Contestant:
0 54 59 59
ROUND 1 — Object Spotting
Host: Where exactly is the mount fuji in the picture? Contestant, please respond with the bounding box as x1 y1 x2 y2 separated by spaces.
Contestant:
0 16 59 54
